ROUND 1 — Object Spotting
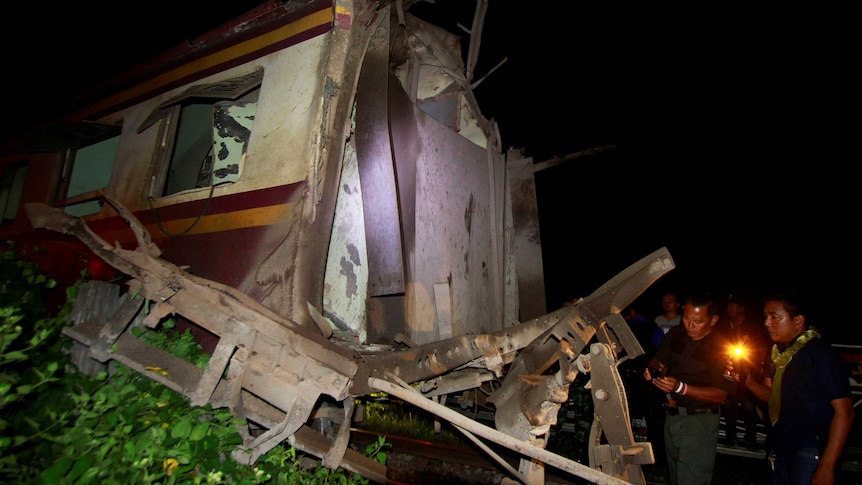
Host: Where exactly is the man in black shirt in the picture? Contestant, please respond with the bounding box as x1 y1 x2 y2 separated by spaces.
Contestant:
644 292 737 485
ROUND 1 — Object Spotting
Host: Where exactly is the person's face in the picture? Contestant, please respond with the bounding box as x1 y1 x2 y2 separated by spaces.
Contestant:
662 294 679 313
763 300 804 345
727 302 744 319
682 303 719 340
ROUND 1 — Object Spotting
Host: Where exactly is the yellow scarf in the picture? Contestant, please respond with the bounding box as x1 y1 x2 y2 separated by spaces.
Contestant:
768 328 820 425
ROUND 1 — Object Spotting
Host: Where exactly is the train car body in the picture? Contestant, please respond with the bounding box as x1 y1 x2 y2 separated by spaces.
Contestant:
2 2 673 483
2 0 547 344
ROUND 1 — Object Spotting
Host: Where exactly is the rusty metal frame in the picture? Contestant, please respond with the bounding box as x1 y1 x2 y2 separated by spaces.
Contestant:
28 196 674 484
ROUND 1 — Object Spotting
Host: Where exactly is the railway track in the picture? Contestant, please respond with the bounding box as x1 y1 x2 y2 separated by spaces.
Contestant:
350 428 581 485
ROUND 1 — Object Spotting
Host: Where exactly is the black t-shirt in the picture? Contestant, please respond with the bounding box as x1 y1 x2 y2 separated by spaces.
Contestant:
654 324 737 408
770 336 852 453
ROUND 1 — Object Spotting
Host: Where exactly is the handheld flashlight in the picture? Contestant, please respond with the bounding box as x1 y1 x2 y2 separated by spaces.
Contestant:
724 344 746 381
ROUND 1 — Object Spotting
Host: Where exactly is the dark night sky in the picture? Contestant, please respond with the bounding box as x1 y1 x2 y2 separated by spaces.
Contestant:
4 1 857 341
421 2 857 341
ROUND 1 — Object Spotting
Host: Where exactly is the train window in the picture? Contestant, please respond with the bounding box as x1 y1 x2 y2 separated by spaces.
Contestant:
22 121 122 218
24 121 122 216
0 161 28 224
141 69 262 198
61 133 121 217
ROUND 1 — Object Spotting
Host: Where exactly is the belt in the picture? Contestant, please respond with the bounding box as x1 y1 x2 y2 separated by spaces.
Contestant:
664 405 720 416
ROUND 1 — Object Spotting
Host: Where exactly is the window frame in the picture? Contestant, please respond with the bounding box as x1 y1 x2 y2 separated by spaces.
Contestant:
140 68 263 200
55 130 122 217
23 120 123 217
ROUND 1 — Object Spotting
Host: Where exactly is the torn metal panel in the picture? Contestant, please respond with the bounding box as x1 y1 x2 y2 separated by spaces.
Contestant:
508 151 547 321
406 115 501 341
391 10 489 148
355 15 405 297
333 8 512 344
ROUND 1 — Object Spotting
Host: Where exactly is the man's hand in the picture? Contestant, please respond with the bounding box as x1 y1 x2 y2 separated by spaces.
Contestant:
651 376 679 394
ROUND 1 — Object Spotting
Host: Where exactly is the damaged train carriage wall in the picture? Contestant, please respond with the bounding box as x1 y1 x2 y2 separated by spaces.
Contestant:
323 9 523 346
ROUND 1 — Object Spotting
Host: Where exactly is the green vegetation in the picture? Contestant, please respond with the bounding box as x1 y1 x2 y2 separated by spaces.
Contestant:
0 245 387 484
360 393 465 447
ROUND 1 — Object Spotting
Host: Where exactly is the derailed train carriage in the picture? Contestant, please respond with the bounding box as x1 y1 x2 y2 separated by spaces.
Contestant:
1 1 674 483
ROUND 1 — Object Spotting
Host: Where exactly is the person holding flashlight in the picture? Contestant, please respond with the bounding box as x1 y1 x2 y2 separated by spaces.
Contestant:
644 291 737 485
718 289 772 449
727 289 854 485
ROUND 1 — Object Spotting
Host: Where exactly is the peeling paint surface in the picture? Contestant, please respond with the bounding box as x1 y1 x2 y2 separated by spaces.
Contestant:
324 141 368 342
212 99 256 184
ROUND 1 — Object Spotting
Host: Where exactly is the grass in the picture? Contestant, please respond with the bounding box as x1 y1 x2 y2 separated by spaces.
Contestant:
359 394 466 447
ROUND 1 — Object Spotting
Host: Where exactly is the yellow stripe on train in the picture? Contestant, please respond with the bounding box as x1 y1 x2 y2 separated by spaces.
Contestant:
82 8 334 119
99 202 294 244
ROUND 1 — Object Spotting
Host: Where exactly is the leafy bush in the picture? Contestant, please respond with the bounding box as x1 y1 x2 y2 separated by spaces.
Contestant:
0 245 387 484
0 246 74 481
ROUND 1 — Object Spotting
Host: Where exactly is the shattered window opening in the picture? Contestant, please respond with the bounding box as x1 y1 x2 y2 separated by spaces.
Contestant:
144 69 263 198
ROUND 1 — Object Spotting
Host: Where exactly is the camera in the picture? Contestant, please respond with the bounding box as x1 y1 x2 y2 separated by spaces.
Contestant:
648 367 662 379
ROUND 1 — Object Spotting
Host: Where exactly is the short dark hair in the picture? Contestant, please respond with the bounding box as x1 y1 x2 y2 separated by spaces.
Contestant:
763 289 807 319
685 292 719 317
